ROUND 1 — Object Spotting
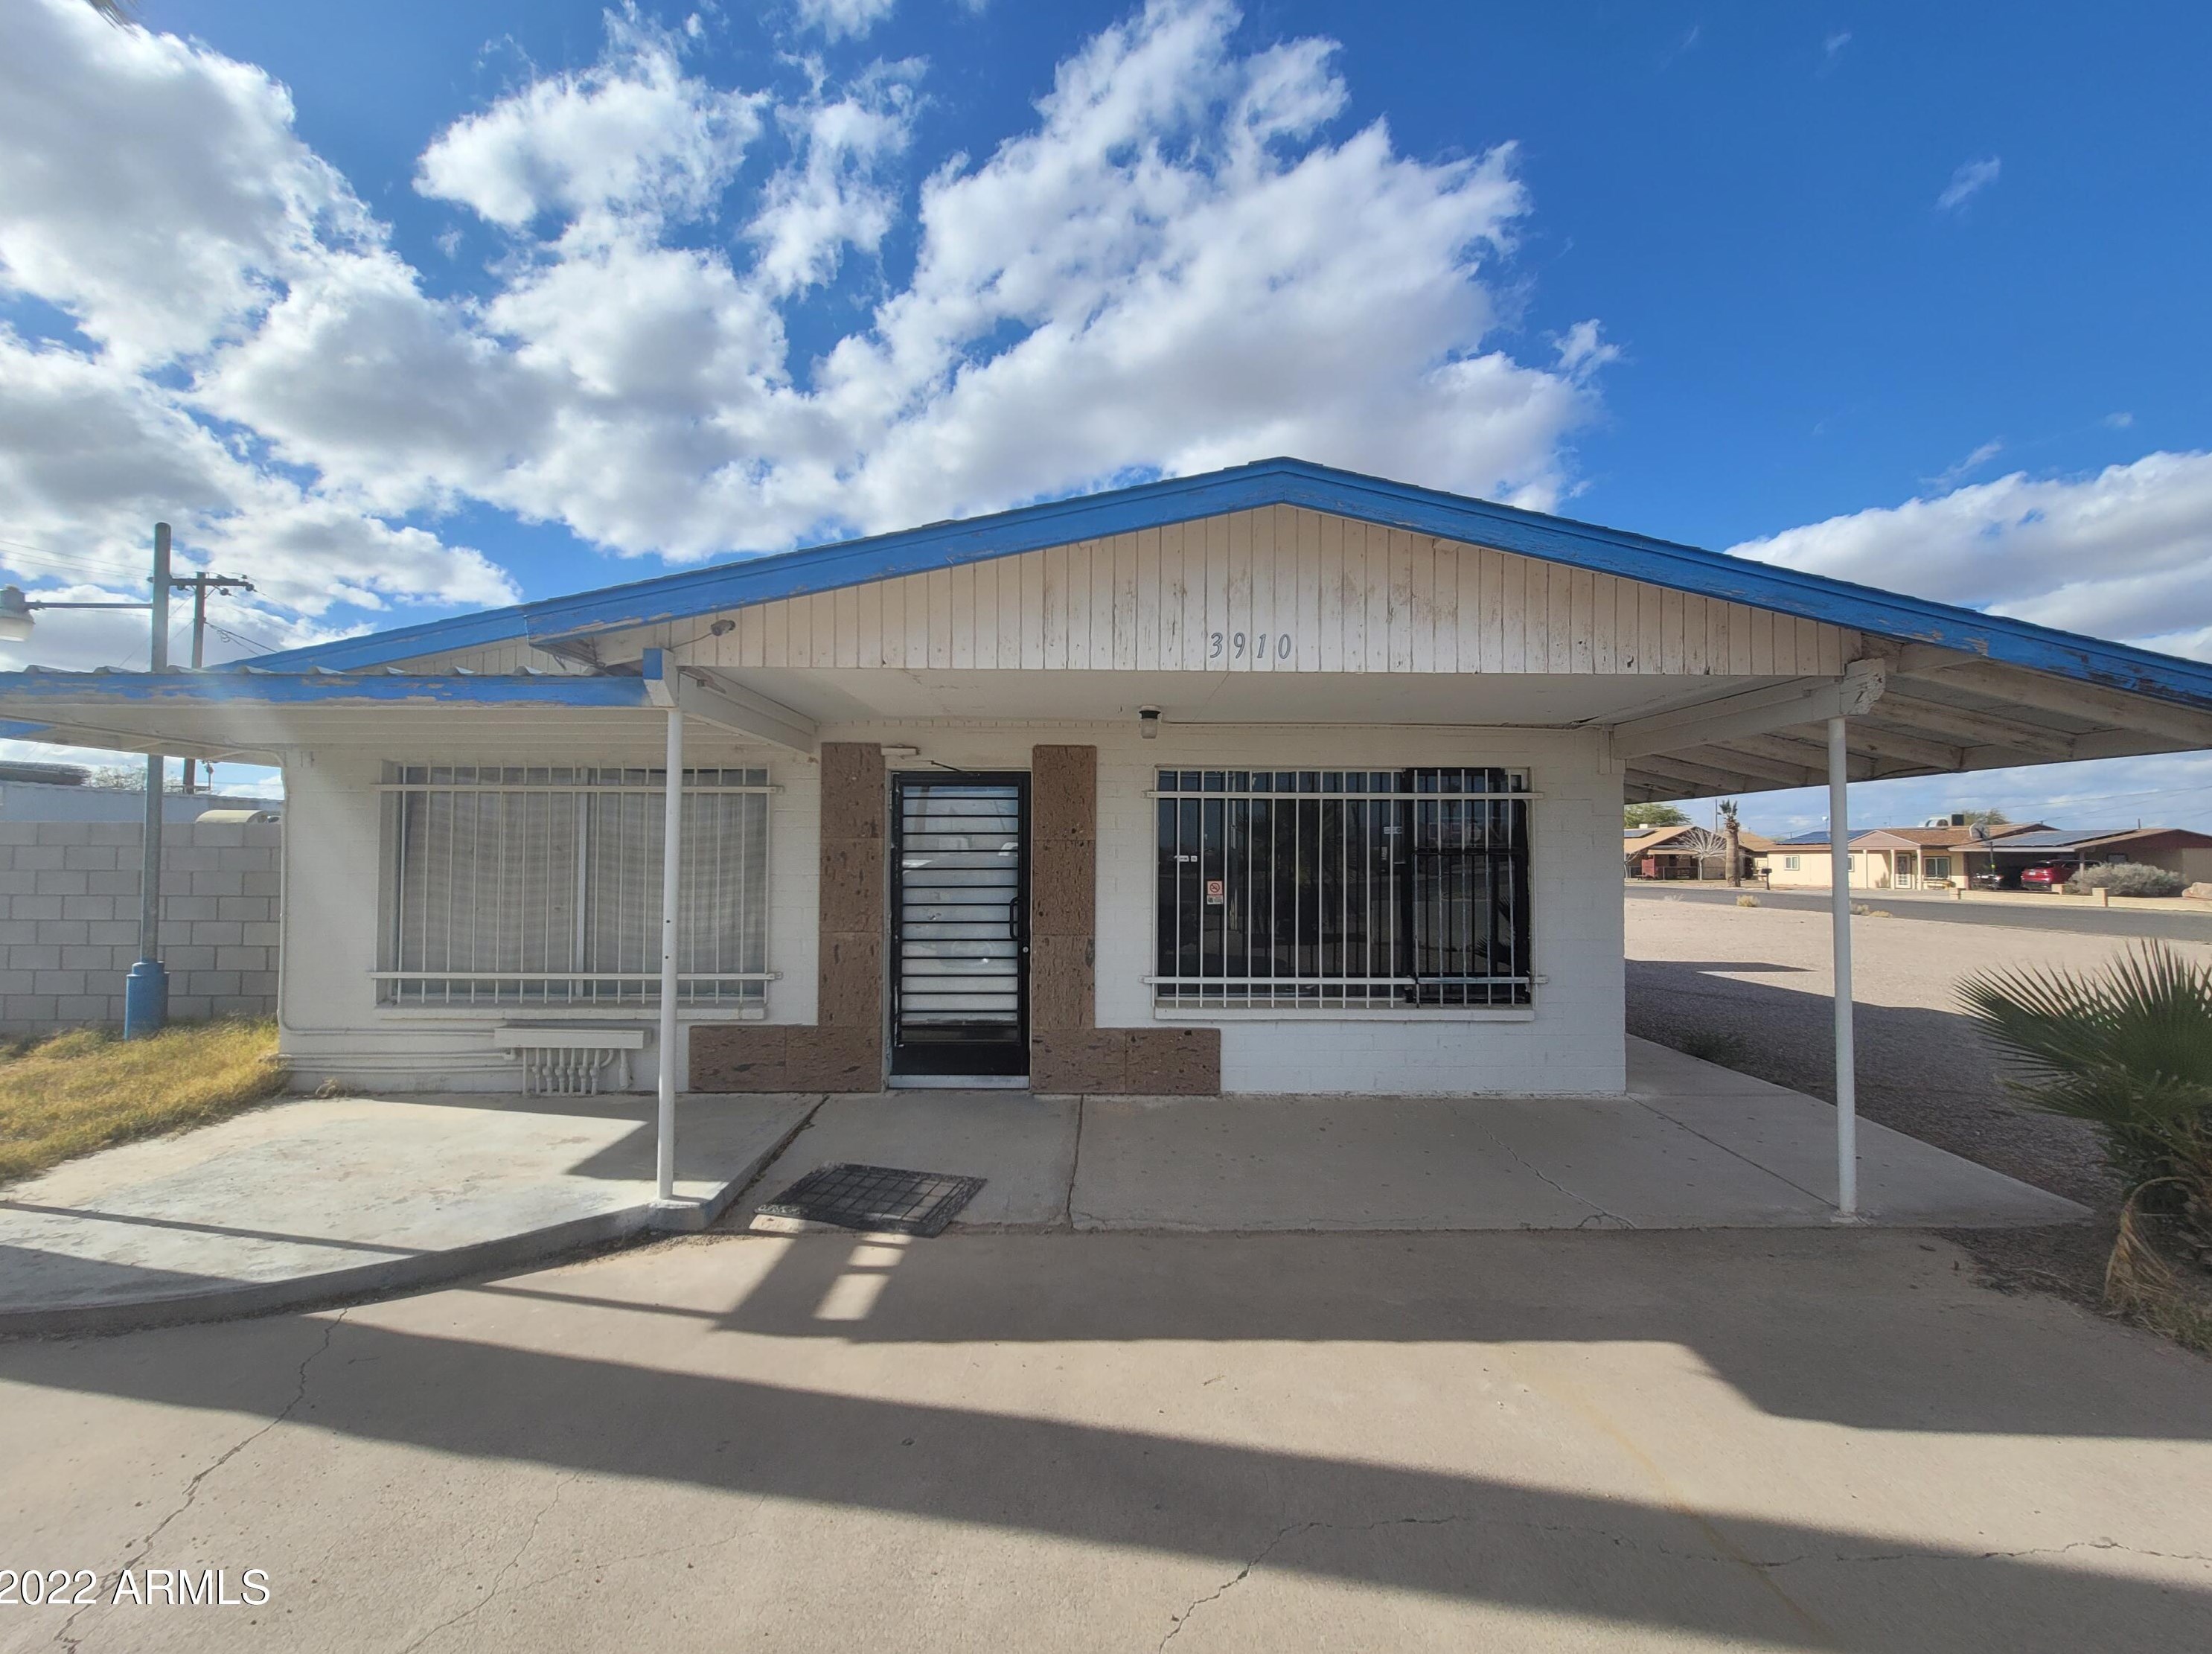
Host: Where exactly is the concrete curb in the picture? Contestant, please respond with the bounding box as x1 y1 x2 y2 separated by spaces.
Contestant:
0 1119 808 1340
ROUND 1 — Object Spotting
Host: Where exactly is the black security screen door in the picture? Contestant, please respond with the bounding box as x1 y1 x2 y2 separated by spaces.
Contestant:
890 773 1030 1077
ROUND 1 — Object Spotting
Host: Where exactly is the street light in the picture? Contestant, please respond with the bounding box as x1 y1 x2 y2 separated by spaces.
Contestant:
0 526 254 1038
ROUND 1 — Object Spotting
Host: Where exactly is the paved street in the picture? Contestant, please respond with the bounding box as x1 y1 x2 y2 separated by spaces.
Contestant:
3 1228 2208 1653
1628 880 2212 941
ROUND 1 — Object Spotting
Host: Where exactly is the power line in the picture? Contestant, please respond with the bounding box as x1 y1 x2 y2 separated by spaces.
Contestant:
0 533 150 582
208 623 275 656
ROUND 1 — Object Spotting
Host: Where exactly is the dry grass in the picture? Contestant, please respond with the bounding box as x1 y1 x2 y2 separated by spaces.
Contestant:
0 1018 289 1185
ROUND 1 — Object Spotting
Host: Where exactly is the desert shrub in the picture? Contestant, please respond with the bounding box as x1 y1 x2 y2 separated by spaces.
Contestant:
1735 893 1759 908
2065 863 2187 898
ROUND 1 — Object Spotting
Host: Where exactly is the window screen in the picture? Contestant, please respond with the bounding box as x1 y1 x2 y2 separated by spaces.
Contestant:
379 765 770 1007
1153 768 1532 1009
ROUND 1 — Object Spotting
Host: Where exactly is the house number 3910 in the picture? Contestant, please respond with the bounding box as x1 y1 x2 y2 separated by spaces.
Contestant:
1209 632 1293 660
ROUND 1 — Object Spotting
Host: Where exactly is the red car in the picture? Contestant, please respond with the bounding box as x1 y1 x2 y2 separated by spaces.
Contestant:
2018 862 2083 890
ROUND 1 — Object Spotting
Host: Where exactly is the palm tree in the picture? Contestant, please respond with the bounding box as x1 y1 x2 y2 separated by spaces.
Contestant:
1958 942 2212 1281
85 1 138 22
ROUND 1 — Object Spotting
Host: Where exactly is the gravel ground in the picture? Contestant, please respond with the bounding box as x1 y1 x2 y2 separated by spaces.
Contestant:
1624 893 2212 1318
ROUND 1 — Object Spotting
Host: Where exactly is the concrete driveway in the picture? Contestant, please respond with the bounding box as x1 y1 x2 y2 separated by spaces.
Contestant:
1 1227 2206 1652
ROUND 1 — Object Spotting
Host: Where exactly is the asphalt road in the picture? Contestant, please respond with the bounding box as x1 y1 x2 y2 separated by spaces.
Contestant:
1628 880 2212 940
4 1230 2210 1653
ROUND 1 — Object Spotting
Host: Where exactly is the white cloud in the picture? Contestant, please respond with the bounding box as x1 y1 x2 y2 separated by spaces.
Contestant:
1922 437 2001 490
0 0 522 695
191 0 1608 560
0 0 364 367
1730 451 2212 660
747 62 921 296
1937 156 2001 211
1 0 1607 700
1822 31 1852 61
0 327 515 619
795 0 900 43
415 8 764 237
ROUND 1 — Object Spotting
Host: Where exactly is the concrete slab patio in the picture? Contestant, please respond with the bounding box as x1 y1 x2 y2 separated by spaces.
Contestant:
0 1091 819 1335
4 1038 2081 1335
734 1037 2085 1236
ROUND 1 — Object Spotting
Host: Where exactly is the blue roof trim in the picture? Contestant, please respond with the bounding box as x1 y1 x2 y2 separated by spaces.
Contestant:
0 674 653 710
241 456 2212 712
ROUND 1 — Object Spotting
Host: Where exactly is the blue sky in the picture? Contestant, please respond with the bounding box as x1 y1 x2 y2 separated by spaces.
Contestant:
2 0 2209 829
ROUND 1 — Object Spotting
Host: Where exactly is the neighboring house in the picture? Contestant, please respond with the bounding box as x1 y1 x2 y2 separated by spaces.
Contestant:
4 456 2211 1102
1623 823 1772 880
1765 820 2049 890
1980 826 2212 886
1765 820 2212 890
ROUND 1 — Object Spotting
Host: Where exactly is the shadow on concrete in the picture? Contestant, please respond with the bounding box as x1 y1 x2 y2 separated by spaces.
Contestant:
6 1302 2207 1653
441 1230 2210 1443
1625 958 2114 1208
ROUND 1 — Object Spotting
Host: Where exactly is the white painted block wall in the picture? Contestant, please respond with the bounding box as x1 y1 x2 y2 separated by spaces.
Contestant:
273 716 1625 1097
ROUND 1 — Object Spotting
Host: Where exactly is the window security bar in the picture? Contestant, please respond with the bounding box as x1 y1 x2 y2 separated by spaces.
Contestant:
368 971 779 982
1152 767 1534 1011
380 764 771 1009
371 782 780 794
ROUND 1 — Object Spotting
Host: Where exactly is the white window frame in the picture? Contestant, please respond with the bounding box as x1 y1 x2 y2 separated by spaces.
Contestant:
373 764 777 1012
1143 765 1538 1017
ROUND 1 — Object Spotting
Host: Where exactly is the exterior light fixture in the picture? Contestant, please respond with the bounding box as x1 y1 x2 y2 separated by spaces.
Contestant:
1139 705 1161 739
0 587 31 644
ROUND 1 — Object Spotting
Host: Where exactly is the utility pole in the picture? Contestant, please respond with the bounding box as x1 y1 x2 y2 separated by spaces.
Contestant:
173 571 253 792
124 524 172 1038
0 525 248 1037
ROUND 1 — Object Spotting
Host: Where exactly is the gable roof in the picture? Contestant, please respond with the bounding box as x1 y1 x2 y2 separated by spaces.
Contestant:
243 457 2212 712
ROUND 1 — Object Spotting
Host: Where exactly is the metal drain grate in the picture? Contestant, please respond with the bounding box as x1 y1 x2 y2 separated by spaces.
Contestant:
757 1163 986 1238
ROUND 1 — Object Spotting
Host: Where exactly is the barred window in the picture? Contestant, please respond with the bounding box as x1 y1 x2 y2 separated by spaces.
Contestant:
1153 768 1532 1010
377 765 771 1008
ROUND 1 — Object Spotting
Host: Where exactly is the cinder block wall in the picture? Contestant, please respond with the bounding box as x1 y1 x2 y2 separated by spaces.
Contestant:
0 819 281 1032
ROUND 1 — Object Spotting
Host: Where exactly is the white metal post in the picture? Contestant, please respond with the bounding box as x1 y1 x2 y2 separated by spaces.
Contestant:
656 706 684 1206
1827 715 1858 1219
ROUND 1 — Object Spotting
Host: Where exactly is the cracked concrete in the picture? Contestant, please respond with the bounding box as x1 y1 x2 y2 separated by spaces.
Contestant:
4 1227 2206 1653
46 1311 346 1652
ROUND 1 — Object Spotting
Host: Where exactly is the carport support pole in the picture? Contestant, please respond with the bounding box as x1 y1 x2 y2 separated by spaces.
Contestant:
655 707 683 1205
1827 715 1858 1219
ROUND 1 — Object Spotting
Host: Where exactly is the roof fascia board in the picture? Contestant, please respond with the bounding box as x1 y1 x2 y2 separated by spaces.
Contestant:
234 457 2212 712
0 673 653 712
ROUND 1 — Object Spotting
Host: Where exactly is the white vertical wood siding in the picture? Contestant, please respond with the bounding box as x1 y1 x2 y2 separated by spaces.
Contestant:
664 508 1853 677
414 508 1854 678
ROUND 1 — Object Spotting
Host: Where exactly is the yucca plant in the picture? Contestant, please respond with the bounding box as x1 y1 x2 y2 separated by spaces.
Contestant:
1958 942 2212 1278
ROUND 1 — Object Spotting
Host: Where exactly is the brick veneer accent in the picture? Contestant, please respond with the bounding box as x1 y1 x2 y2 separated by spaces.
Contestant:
692 741 885 1093
1026 743 1217 1094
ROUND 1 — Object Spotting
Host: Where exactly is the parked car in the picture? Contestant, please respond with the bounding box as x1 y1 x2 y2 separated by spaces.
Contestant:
2018 862 2083 890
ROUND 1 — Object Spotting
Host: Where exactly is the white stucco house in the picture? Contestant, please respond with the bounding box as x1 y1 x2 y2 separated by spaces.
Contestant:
7 459 2211 1129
